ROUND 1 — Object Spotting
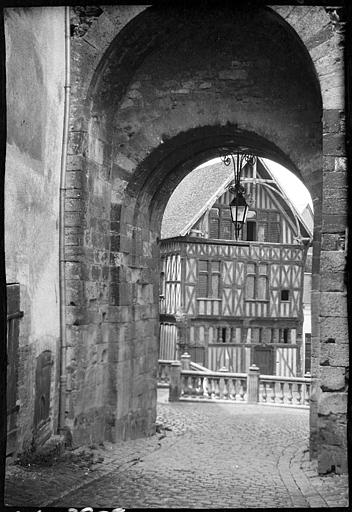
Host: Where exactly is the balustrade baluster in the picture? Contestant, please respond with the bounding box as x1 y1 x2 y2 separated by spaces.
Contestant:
228 378 236 400
262 382 267 403
223 378 229 400
180 375 187 397
214 378 220 399
239 379 245 401
184 376 191 396
203 377 211 398
196 376 204 398
287 382 293 405
304 382 310 406
279 382 285 404
210 378 216 399
191 376 197 397
296 383 302 405
270 382 276 403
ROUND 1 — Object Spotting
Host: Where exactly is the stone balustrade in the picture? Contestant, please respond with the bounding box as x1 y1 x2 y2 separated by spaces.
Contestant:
164 354 311 408
258 374 311 407
180 370 248 401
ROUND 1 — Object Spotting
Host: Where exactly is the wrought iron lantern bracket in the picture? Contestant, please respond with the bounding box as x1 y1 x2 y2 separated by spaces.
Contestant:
219 148 257 239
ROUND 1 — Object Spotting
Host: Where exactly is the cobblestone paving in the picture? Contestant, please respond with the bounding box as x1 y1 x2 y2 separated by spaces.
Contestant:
5 399 349 509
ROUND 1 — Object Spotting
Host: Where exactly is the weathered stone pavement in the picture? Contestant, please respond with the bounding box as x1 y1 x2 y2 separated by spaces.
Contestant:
5 396 349 509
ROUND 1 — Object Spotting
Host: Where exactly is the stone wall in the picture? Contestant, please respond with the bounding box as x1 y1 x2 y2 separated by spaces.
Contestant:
4 7 65 451
60 4 348 474
275 6 348 474
65 4 323 446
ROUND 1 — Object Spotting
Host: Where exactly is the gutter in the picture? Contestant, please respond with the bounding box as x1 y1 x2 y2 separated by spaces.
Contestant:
58 5 71 434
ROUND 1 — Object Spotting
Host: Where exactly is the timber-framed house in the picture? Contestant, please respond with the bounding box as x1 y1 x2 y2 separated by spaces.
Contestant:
159 159 313 377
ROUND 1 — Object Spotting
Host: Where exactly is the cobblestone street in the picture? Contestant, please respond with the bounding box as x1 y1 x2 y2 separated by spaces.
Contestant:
5 394 349 509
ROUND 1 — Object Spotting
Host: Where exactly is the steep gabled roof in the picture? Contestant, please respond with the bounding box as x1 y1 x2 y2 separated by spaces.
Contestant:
161 158 313 240
259 159 313 239
161 162 232 239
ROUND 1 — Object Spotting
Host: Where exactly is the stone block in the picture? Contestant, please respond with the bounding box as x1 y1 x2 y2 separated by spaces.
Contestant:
323 170 347 189
65 188 83 199
319 292 347 317
68 130 86 155
65 246 85 262
65 262 81 280
65 227 84 246
65 305 85 326
320 343 349 367
65 325 83 347
65 198 83 212
322 109 345 134
110 234 121 252
322 213 348 233
105 306 130 323
319 316 348 344
320 272 346 292
321 233 345 251
320 366 345 391
66 169 84 189
64 211 84 227
317 391 347 416
323 194 347 215
84 281 100 301
110 202 122 222
334 157 347 172
317 445 348 474
101 265 110 281
320 251 346 273
91 265 101 281
66 280 84 305
66 154 85 171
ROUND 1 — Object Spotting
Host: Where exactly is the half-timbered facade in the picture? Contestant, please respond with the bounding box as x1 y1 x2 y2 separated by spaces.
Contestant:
159 159 312 377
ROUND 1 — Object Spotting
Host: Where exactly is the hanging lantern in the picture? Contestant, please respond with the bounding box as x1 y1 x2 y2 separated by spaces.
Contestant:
229 184 249 238
220 149 256 240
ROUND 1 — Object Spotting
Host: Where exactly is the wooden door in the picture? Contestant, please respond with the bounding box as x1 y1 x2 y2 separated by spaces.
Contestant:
6 284 22 455
32 350 53 446
252 346 275 375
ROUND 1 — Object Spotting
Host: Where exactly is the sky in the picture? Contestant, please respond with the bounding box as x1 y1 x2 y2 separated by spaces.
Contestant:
197 157 313 214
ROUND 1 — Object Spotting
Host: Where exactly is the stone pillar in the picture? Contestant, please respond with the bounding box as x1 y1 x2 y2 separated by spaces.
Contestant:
181 352 191 371
247 364 259 404
169 361 181 402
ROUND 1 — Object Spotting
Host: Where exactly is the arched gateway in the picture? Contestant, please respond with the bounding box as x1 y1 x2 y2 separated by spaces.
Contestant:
64 5 347 473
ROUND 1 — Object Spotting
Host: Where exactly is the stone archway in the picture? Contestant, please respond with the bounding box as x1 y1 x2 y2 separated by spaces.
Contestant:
65 4 347 473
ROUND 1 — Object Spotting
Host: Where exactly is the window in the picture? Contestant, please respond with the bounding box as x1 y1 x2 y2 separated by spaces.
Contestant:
281 289 290 301
245 262 268 300
198 260 221 298
209 208 220 238
280 328 290 343
209 205 237 240
257 211 280 243
246 220 256 241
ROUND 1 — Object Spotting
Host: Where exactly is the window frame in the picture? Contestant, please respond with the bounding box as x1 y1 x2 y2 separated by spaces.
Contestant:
280 289 290 302
245 261 269 302
257 210 281 243
208 204 239 240
197 258 222 299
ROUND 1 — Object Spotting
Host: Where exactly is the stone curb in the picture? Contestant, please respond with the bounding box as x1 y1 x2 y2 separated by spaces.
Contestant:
278 443 310 508
290 447 328 508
